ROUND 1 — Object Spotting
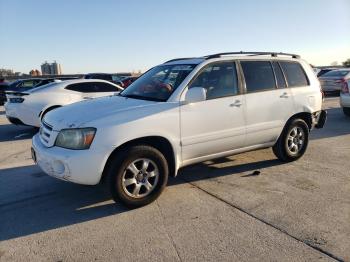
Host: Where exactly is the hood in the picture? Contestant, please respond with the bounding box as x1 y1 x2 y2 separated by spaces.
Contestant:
44 95 158 130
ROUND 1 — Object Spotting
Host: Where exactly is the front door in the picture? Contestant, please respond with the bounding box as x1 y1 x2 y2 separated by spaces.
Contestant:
180 61 246 163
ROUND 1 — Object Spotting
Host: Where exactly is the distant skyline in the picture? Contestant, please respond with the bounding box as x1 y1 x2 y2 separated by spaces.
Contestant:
0 0 349 74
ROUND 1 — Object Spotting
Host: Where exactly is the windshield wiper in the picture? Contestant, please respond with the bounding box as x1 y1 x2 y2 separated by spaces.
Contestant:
120 94 165 102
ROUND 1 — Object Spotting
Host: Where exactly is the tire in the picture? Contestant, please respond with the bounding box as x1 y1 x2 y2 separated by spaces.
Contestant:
343 107 350 117
107 145 168 208
273 119 309 162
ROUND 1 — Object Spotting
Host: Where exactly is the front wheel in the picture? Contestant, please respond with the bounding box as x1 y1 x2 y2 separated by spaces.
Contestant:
343 107 350 117
273 119 309 162
107 145 168 208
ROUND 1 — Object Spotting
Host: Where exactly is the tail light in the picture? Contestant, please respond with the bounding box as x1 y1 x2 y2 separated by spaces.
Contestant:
341 80 349 94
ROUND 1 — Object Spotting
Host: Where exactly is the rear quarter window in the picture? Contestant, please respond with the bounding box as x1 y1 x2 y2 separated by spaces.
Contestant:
279 61 309 87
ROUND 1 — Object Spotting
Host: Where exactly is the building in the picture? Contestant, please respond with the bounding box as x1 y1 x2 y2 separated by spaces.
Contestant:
29 69 41 76
41 61 62 75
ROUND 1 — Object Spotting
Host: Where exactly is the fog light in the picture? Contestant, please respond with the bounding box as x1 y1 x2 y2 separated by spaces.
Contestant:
52 160 65 174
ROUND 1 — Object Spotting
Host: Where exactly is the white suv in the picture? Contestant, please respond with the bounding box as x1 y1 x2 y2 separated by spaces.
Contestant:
32 52 326 207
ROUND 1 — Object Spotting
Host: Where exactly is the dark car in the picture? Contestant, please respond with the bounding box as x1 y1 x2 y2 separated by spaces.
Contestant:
121 76 138 88
317 68 337 77
84 73 124 87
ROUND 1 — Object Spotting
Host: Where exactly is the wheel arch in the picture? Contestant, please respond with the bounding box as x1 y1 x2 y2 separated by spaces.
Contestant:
101 136 177 182
39 105 62 120
287 112 313 130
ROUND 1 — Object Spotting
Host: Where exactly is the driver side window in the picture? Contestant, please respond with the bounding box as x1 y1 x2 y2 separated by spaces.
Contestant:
189 62 239 100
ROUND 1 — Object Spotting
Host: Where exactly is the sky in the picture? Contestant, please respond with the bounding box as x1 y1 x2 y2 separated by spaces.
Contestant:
0 0 349 74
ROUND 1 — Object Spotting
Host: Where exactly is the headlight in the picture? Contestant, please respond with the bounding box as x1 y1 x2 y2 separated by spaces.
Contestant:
55 128 96 150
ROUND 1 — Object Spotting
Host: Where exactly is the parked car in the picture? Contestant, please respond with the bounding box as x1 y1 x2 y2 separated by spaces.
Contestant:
319 69 350 93
5 79 123 127
121 76 138 88
32 52 326 207
340 79 350 117
0 79 10 105
0 78 61 104
84 73 124 87
316 68 337 77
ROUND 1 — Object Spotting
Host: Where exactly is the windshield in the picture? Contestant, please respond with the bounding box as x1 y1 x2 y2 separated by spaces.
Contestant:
322 70 350 77
120 64 196 101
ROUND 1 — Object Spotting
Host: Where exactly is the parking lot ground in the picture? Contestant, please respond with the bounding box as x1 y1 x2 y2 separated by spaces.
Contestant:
0 97 349 261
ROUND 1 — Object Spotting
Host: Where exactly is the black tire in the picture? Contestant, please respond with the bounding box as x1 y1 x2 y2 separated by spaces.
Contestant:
107 145 168 208
273 119 309 162
343 107 350 117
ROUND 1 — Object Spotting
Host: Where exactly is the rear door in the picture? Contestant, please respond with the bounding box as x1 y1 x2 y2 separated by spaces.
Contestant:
280 61 320 114
241 60 295 147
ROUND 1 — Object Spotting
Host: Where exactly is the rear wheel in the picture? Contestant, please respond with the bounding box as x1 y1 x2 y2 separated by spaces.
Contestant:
273 119 309 162
343 107 350 117
107 145 168 208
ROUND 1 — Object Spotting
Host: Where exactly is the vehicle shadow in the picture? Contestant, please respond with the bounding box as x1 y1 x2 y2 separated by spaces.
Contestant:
0 165 128 241
174 157 281 185
0 157 282 241
0 124 38 142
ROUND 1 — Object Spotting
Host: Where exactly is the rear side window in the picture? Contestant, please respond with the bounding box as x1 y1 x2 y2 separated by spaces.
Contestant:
241 61 276 92
66 82 116 93
272 62 287 88
96 82 120 92
279 61 309 87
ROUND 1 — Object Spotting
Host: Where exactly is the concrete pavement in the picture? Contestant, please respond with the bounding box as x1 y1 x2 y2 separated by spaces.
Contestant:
0 97 349 261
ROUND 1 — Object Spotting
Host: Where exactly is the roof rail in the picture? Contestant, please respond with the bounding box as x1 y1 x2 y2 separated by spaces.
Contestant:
205 51 300 59
164 57 199 63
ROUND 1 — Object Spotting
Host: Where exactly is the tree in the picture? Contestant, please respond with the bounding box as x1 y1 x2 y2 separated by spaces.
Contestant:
331 61 338 66
343 58 350 67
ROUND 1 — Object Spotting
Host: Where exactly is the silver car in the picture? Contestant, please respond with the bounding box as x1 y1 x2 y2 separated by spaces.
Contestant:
319 69 350 92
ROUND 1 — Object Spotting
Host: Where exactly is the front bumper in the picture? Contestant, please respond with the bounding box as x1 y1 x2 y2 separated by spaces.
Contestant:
32 134 108 185
312 110 327 129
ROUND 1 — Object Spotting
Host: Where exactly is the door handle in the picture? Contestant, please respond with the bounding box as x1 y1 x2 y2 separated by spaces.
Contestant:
280 92 289 98
230 100 242 107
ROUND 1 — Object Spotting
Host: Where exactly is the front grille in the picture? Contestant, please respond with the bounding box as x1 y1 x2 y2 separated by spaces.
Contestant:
40 121 53 146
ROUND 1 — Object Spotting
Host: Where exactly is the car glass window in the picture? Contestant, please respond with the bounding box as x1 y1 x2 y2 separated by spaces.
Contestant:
65 83 92 92
112 75 121 82
321 70 350 77
120 64 195 102
189 62 238 100
241 61 276 92
22 80 35 87
96 82 120 92
279 61 309 87
272 62 287 88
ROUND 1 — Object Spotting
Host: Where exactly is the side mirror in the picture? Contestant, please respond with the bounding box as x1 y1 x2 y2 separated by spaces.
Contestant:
185 87 206 104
